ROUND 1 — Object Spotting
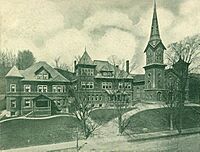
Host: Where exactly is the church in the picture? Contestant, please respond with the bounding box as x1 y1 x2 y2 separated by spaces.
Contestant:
5 1 200 116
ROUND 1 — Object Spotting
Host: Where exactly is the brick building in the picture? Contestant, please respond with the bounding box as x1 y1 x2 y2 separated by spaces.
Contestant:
5 62 70 116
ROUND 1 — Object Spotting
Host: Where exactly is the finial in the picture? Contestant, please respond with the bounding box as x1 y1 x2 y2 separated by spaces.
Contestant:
154 0 156 9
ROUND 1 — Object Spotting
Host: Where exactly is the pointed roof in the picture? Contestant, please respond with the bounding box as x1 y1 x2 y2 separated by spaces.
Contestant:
5 66 23 78
78 49 94 65
150 0 160 42
144 0 166 52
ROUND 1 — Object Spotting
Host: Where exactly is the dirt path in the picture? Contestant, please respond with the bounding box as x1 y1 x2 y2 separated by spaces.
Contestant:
82 103 164 150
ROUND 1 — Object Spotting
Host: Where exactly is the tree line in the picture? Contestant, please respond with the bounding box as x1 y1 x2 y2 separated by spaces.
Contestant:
0 50 35 71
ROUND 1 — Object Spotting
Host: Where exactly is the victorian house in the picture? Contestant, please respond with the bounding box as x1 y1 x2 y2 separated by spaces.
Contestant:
5 62 70 116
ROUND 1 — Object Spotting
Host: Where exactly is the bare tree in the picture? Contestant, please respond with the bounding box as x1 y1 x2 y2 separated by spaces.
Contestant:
54 56 61 68
69 86 98 138
54 56 70 71
166 34 200 72
163 76 180 131
166 34 200 133
0 50 17 68
107 55 137 134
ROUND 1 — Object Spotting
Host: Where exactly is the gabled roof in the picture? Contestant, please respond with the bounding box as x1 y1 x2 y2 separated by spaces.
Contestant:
94 60 132 79
101 65 113 72
94 60 114 72
165 68 180 78
78 51 94 65
5 66 23 78
131 74 145 82
55 68 77 82
20 61 70 82
33 94 52 101
144 40 166 53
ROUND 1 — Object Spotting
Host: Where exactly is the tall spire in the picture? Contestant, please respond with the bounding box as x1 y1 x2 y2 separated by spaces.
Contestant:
150 0 160 42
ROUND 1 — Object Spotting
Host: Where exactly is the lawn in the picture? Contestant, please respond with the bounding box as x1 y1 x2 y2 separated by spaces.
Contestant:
0 116 83 150
125 106 200 134
90 108 133 124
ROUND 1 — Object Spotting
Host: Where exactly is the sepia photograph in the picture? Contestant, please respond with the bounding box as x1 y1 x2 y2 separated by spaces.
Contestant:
0 0 200 151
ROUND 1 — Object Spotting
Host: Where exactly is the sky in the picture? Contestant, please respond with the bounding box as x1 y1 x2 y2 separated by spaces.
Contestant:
1 0 200 73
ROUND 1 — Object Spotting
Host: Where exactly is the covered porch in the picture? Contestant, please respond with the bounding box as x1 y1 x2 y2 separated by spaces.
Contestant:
32 94 52 116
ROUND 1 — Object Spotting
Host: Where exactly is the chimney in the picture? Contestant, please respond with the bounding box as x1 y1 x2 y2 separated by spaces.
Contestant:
74 60 77 73
126 60 129 74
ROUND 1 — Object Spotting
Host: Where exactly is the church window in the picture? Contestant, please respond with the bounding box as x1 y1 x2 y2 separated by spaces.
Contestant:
158 80 162 88
148 80 151 88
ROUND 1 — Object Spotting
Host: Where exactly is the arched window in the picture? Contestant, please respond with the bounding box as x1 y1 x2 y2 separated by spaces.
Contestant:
157 92 162 101
148 80 151 88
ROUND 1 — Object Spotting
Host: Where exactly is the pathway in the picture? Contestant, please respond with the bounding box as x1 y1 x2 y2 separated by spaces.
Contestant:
82 102 164 150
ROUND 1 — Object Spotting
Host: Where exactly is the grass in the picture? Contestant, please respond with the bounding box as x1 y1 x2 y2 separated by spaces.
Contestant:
0 95 6 111
90 108 133 124
125 106 200 134
0 116 83 150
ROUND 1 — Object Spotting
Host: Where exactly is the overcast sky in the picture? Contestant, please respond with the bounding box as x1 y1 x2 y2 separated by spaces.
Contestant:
1 0 200 73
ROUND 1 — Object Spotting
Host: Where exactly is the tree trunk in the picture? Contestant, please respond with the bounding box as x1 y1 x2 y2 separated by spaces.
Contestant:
170 113 173 131
178 103 183 134
83 120 88 138
118 114 122 134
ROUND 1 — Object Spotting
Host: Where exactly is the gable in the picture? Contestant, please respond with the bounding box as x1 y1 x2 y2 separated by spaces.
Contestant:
35 66 51 80
20 61 70 82
78 51 94 65
144 41 166 53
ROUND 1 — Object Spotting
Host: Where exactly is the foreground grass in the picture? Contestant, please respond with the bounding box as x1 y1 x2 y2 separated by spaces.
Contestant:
90 108 133 124
125 106 200 134
0 116 83 150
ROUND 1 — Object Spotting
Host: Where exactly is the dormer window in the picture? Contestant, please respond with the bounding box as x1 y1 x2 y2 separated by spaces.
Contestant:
37 73 49 80
43 74 49 79
37 74 43 79
35 67 50 80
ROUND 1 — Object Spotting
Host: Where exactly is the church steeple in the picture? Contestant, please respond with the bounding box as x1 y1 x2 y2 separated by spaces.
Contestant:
144 0 166 52
150 0 160 42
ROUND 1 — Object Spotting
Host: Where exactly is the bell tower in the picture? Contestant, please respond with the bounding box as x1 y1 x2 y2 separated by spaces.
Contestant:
143 0 166 102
